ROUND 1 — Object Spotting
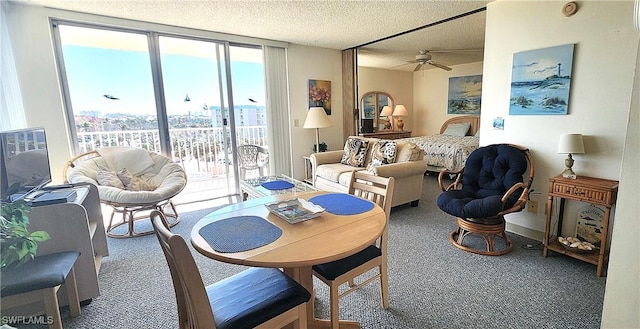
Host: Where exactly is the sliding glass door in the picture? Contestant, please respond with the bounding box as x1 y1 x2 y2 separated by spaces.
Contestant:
53 22 269 203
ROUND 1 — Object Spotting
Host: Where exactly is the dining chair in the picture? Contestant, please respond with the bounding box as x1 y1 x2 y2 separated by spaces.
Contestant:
149 210 311 329
312 171 394 328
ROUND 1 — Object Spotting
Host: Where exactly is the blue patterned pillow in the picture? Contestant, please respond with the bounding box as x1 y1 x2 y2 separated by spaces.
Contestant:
340 137 369 167
367 140 397 171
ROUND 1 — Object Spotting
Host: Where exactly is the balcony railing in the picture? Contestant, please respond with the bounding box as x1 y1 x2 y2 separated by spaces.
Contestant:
76 126 268 178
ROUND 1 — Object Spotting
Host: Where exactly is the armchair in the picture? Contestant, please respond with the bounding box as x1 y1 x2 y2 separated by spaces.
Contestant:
436 144 534 256
237 144 269 179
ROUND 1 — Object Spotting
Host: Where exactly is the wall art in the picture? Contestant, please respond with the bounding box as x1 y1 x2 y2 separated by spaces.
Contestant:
509 44 574 115
308 79 331 115
447 75 482 115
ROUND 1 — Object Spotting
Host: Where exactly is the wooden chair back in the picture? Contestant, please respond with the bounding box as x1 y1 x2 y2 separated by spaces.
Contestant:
348 171 395 247
150 210 216 329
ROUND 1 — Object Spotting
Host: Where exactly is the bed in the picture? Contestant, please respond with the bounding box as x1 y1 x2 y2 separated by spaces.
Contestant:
397 116 480 173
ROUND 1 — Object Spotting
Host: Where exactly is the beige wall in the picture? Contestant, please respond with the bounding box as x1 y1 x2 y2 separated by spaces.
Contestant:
287 45 344 180
413 62 483 136
2 2 342 183
483 1 639 326
357 67 413 131
483 0 638 238
601 40 640 328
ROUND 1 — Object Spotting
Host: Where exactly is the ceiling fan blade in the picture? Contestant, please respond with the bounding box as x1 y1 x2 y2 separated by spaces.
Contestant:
428 48 484 53
413 64 423 71
428 61 452 71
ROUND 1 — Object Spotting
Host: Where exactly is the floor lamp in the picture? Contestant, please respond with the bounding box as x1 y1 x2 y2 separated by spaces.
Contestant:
304 107 332 153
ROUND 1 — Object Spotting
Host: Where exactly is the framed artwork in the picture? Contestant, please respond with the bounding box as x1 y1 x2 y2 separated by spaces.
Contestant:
493 117 504 130
447 75 483 115
509 44 575 115
308 79 331 115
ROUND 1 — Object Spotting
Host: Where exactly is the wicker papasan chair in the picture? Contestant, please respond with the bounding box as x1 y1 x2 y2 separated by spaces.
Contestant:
64 147 187 238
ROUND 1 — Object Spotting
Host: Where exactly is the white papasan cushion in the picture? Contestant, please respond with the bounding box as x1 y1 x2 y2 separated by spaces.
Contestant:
67 151 186 205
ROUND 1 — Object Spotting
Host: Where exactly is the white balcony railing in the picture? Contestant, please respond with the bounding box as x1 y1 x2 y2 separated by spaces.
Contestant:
76 126 268 178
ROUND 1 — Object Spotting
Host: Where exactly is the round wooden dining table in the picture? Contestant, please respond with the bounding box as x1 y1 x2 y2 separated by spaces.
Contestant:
190 190 386 329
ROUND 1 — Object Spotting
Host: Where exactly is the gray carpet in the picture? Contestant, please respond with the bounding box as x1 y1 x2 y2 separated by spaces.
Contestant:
13 175 606 328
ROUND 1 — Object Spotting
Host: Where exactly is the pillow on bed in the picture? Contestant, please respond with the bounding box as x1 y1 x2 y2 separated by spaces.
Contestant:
442 123 471 136
340 137 370 167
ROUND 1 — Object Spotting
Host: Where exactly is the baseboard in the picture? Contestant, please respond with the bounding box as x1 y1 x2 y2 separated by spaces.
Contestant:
505 222 544 242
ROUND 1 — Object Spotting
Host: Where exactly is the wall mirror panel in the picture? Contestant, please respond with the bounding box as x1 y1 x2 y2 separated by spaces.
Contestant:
361 91 393 132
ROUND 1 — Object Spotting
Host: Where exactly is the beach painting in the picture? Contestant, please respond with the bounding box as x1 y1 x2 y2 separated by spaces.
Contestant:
509 44 574 115
447 75 482 114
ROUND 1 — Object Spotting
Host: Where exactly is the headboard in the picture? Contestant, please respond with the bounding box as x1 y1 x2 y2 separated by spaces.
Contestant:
439 116 480 136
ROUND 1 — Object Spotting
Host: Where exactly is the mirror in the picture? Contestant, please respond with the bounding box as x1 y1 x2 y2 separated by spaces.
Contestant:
361 91 394 132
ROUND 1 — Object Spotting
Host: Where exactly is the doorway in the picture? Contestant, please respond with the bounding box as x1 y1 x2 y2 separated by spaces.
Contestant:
53 22 269 203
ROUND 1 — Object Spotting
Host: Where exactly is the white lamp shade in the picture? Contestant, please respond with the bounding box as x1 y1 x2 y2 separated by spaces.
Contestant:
392 104 408 117
380 105 393 116
558 134 585 154
303 107 332 129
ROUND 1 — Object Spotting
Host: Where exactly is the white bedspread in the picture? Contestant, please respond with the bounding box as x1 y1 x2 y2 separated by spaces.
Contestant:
398 134 479 171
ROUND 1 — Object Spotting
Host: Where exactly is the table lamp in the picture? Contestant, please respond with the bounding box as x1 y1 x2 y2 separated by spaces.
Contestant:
558 133 585 179
304 107 332 154
392 105 408 131
380 105 393 130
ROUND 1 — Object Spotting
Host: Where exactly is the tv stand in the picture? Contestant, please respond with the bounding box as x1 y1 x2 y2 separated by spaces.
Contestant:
2 183 109 316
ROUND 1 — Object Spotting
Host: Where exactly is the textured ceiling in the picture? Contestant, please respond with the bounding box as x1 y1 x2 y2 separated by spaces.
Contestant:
19 0 492 71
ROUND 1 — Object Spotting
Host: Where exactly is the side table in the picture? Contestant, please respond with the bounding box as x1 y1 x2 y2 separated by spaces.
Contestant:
542 175 619 276
303 156 313 185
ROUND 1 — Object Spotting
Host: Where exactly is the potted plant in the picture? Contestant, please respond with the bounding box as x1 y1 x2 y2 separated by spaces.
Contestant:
313 142 328 153
0 199 50 269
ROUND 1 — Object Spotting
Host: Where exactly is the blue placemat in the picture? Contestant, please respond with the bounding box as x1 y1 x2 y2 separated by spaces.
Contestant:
261 180 295 190
198 216 282 253
308 193 374 215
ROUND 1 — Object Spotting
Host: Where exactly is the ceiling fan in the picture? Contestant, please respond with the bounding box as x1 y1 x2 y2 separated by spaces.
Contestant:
407 50 452 71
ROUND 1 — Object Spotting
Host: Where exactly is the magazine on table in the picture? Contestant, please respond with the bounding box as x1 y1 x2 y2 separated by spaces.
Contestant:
265 198 325 224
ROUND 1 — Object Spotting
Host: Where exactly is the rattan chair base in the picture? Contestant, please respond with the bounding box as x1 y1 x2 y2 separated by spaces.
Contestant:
107 199 180 238
449 217 514 256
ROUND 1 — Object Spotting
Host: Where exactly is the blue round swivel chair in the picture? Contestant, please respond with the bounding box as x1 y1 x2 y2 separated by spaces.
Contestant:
437 144 534 256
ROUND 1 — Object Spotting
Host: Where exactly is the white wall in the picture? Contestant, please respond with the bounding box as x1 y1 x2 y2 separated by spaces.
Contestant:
601 41 640 328
483 1 639 327
357 66 413 131
413 62 483 136
3 2 73 182
2 2 343 183
483 0 639 239
287 45 344 180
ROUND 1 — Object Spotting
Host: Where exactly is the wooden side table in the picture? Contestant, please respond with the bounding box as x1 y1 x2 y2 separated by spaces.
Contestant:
358 130 411 140
543 175 619 277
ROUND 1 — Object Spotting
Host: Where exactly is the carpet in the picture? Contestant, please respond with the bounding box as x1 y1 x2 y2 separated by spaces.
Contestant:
12 175 606 329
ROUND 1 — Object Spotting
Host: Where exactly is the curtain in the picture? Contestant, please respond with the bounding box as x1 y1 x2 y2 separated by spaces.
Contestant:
0 3 27 131
263 45 292 176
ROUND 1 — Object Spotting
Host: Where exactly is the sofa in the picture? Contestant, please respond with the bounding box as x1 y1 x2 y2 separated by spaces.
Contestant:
310 136 427 207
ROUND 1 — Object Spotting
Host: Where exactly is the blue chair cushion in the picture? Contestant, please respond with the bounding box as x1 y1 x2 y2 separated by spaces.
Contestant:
208 267 311 329
1 251 80 297
437 144 527 219
312 245 382 281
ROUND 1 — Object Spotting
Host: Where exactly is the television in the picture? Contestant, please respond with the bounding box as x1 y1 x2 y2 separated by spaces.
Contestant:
0 127 53 202
360 119 374 133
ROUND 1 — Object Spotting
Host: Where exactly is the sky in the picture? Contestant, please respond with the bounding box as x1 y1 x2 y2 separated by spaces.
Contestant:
511 44 574 82
61 37 265 117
